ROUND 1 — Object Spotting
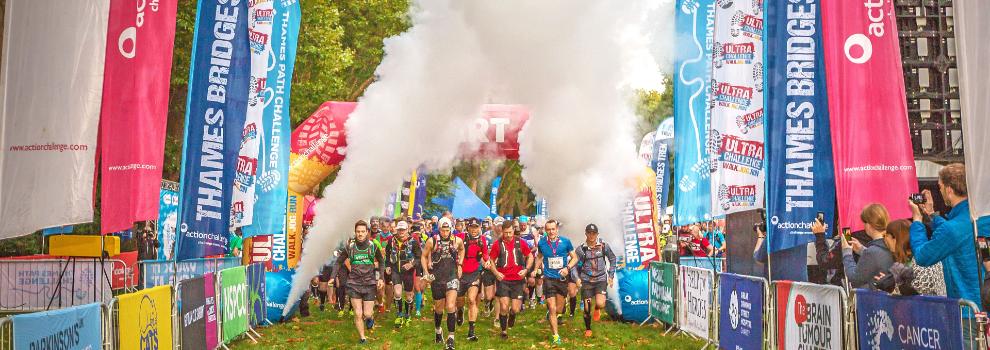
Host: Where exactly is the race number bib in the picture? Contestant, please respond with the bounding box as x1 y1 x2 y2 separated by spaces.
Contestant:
548 257 564 270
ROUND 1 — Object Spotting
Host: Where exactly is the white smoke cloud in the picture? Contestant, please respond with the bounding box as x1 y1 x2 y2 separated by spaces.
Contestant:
287 0 674 313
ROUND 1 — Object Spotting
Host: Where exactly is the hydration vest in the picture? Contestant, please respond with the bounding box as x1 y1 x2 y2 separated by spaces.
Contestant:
348 241 377 267
464 234 487 262
431 235 458 264
496 238 525 268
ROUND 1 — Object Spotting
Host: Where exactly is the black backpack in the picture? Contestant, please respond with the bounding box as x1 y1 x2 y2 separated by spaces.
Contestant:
496 238 524 268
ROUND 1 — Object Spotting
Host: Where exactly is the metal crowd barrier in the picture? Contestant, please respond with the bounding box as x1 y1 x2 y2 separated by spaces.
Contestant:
959 299 987 350
770 281 852 350
676 265 717 349
679 257 724 273
0 258 123 312
0 317 11 350
139 257 241 289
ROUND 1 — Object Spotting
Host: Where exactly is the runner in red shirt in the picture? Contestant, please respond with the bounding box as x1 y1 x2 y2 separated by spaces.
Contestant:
486 221 533 339
457 218 489 341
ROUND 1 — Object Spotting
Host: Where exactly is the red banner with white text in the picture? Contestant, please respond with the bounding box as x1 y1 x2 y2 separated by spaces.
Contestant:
821 1 917 231
99 0 178 234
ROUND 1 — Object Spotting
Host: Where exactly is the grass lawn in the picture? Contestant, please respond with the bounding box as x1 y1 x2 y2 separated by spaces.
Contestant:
230 297 707 350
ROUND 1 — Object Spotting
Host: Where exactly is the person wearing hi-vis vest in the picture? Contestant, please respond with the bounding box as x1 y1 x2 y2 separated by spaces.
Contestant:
533 219 578 346
340 220 385 344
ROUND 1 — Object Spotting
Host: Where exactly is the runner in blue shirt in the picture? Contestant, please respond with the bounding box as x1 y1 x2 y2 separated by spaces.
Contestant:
533 219 577 345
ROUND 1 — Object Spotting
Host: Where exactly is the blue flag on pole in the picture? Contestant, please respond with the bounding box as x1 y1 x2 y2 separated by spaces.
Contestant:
765 0 836 252
490 176 502 217
245 0 300 238
673 0 716 226
176 0 250 260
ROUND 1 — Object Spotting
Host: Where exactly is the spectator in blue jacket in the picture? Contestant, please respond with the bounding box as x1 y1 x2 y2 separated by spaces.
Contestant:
908 164 981 340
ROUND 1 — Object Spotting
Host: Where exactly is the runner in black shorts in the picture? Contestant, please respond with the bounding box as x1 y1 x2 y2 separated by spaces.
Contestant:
422 218 464 350
488 221 533 339
384 220 420 327
340 220 384 344
533 220 577 345
575 224 617 338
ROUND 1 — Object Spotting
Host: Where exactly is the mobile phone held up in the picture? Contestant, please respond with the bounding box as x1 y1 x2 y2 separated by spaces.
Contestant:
842 228 852 241
815 212 825 225
910 193 926 205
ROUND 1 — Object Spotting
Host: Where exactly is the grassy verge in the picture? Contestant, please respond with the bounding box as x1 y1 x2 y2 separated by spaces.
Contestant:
231 297 706 350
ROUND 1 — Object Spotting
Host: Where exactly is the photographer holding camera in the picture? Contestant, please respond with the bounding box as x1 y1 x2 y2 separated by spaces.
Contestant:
908 164 981 305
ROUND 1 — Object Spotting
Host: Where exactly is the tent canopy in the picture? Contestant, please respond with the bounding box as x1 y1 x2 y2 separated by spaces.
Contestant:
431 177 491 219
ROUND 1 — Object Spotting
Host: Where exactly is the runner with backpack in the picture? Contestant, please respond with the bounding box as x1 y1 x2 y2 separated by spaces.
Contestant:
339 220 385 344
486 220 534 339
421 218 465 350
457 218 489 341
575 223 617 337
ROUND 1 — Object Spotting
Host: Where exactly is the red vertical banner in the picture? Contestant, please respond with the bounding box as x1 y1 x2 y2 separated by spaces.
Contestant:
821 1 917 231
99 0 179 234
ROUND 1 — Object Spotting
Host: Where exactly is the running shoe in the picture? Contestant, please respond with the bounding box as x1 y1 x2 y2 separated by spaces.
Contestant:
359 338 368 344
320 304 325 312
416 310 422 318
445 337 455 350
584 330 593 338
593 310 601 321
500 331 508 339
365 318 375 330
552 334 561 345
467 329 478 342
394 317 403 327
349 310 355 317
337 310 345 318
435 332 443 344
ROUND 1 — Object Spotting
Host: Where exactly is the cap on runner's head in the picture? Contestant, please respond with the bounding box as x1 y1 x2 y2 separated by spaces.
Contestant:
585 224 599 233
439 218 453 228
468 218 481 227
494 216 505 224
518 216 530 223
395 221 409 230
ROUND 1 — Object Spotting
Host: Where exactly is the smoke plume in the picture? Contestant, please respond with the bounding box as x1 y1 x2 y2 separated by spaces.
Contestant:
287 0 673 312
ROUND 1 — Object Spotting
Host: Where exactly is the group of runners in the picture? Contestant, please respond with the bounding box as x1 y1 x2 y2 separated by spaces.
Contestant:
310 215 618 349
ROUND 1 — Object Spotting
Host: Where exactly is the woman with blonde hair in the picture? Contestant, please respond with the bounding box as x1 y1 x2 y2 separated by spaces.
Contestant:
842 203 895 289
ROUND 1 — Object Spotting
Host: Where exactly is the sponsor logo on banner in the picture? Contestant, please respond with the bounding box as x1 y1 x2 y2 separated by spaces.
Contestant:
712 82 753 110
248 29 269 53
11 303 103 350
717 134 764 175
735 108 763 134
856 289 964 350
220 267 250 343
141 257 240 289
648 262 677 324
119 286 173 350
249 235 274 268
235 156 258 193
718 185 758 211
718 274 764 349
253 8 274 24
776 282 842 350
714 42 755 67
679 266 713 339
731 11 763 39
158 180 180 260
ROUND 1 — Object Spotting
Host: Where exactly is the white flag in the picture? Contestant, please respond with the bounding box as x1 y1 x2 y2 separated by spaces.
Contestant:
0 0 109 238
956 0 990 219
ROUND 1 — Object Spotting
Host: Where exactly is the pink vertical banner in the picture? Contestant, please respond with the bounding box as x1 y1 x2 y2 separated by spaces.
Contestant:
99 0 179 234
821 1 917 231
203 272 219 350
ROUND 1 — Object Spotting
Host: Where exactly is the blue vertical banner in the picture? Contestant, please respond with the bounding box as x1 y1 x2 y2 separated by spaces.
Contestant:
12 302 103 350
673 0 716 226
718 273 764 349
158 180 180 260
855 289 963 350
489 176 502 216
765 0 836 252
413 168 427 218
535 196 549 219
176 0 250 260
244 0 300 238
652 118 674 212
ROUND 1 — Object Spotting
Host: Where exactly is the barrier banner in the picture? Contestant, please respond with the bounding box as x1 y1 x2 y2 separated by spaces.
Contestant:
158 180 180 260
0 0 107 239
775 281 843 349
247 263 267 326
672 0 716 226
855 289 962 350
678 265 713 339
708 0 765 217
718 273 764 349
112 251 139 289
956 1 990 219
490 176 502 216
12 302 102 350
821 0 916 231
0 258 113 310
141 256 241 289
179 274 219 350
176 0 250 259
648 262 676 325
764 0 836 252
99 0 178 234
412 167 427 218
242 0 300 238
220 266 250 343
622 167 662 269
118 285 174 350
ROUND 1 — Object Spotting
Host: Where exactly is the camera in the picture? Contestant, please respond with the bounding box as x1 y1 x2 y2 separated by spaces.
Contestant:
873 272 896 292
910 193 926 205
753 208 767 233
